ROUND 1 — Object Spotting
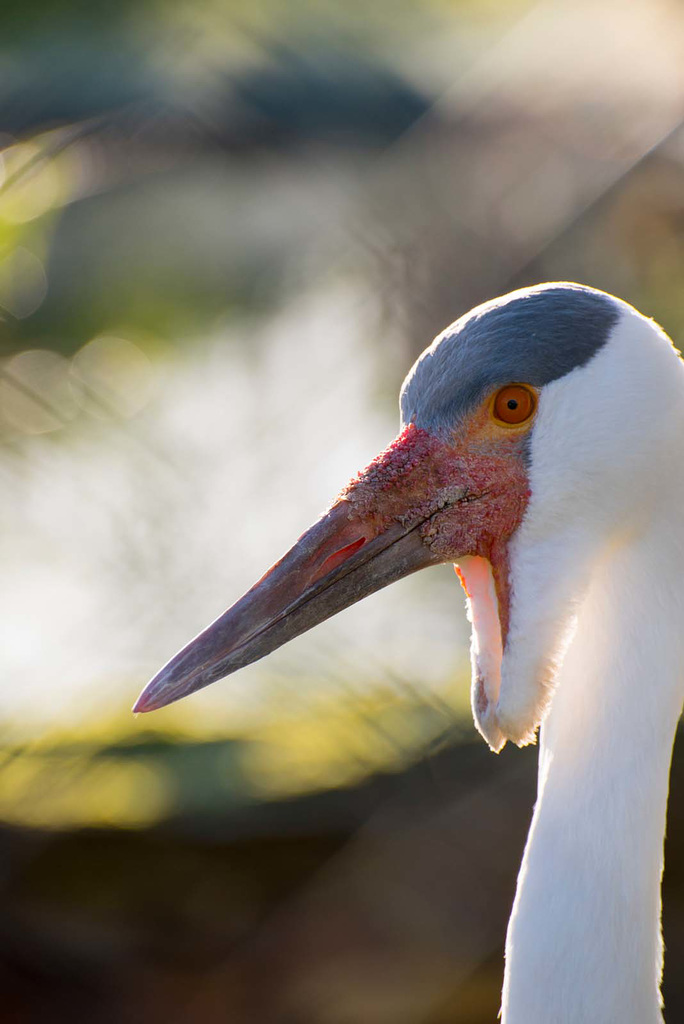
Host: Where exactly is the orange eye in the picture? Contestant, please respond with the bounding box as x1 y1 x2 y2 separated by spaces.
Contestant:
492 384 536 426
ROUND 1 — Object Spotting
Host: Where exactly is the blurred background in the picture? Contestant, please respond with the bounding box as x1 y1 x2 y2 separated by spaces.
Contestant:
3 0 684 1020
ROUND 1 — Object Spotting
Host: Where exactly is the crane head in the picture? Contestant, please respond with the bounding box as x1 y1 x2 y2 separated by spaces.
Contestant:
134 283 682 750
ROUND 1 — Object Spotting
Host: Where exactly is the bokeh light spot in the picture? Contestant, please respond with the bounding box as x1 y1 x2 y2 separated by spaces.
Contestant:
71 335 156 419
0 246 47 318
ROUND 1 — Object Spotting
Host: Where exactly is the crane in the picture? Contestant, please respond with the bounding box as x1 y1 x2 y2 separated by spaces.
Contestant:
135 282 684 1023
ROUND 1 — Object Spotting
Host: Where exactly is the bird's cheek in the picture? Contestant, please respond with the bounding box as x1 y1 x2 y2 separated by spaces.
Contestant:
417 453 530 573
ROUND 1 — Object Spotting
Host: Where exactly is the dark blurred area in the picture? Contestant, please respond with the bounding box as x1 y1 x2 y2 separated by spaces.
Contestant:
3 735 684 1023
3 0 684 1020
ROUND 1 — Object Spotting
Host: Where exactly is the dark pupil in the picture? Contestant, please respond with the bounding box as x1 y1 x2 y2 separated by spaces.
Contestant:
507 399 519 410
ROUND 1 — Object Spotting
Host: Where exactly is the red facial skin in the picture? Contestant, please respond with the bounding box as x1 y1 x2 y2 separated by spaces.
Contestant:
337 419 531 645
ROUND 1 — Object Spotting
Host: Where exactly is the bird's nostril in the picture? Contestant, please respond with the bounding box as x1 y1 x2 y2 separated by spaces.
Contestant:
311 537 367 583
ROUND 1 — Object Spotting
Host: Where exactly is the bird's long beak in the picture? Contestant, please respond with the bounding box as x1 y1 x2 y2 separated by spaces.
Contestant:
134 496 441 712
135 425 453 713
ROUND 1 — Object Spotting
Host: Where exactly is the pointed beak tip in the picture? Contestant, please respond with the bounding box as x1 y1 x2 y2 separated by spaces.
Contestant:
133 678 173 715
132 692 154 715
